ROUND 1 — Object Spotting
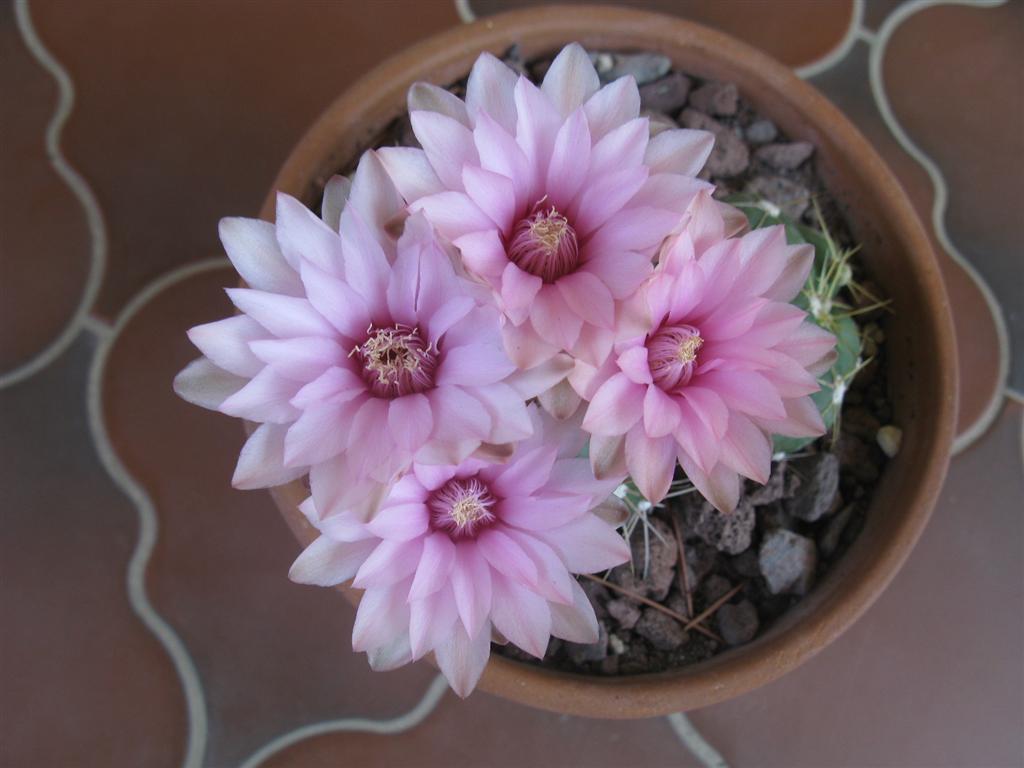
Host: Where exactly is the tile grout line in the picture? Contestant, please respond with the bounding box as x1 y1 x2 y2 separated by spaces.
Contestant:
3 0 107 390
794 0 865 79
454 0 475 24
667 713 731 768
864 0 1012 456
85 257 233 768
236 674 450 768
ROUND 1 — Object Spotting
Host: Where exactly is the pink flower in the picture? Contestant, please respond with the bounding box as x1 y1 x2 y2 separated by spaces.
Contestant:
581 193 836 511
378 43 714 377
174 152 565 517
288 407 630 696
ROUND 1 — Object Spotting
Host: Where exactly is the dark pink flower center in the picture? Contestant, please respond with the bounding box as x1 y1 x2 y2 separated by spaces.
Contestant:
647 323 703 393
428 476 497 539
507 200 579 283
353 324 437 398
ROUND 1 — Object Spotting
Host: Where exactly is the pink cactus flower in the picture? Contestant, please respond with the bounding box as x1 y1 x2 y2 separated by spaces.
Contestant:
581 193 837 511
288 407 630 696
377 43 714 376
174 152 565 517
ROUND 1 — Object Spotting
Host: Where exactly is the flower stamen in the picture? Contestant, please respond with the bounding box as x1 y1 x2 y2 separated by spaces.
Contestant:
428 476 497 539
647 323 703 393
507 199 580 283
352 324 437 398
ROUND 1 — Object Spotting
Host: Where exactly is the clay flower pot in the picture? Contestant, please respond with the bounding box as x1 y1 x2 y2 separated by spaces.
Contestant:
257 5 957 717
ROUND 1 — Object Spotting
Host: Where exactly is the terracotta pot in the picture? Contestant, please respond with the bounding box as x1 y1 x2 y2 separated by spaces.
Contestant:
257 5 957 718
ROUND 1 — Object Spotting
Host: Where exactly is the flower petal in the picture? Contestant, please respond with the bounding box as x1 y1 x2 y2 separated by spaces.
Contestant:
556 270 614 330
490 573 551 658
477 528 538 586
353 539 423 589
625 428 677 503
377 146 444 204
434 619 492 697
408 81 469 125
409 584 459 660
584 76 641 142
643 385 681 438
466 52 519 132
541 42 600 117
549 579 600 643
582 372 645 436
411 110 479 192
289 536 377 586
409 532 456 600
219 367 300 423
187 315 265 378
462 165 517 234
232 422 308 489
275 192 345 275
219 216 302 295
451 543 492 638
545 107 591 208
644 128 714 176
538 513 631 573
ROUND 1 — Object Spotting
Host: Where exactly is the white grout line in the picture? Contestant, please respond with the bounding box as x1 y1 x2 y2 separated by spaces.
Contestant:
86 257 232 768
238 674 450 768
865 0 1012 456
667 713 730 768
3 0 107 390
82 313 114 338
794 0 865 79
454 0 475 24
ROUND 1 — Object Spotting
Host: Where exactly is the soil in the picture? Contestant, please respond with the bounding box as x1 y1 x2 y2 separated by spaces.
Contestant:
323 46 893 676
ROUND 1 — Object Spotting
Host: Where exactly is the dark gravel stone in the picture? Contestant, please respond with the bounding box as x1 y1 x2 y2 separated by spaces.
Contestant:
819 504 856 558
699 574 733 605
606 598 642 630
717 600 760 646
744 175 810 219
688 81 739 116
747 461 788 505
639 72 692 114
684 540 718 583
679 109 749 177
842 406 882 440
609 516 678 600
683 497 756 555
834 434 881 484
759 529 817 595
590 51 671 85
635 609 687 651
785 453 840 522
745 118 778 144
754 141 815 170
729 549 761 579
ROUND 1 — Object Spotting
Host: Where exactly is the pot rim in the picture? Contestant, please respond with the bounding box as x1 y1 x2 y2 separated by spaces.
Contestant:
258 4 958 718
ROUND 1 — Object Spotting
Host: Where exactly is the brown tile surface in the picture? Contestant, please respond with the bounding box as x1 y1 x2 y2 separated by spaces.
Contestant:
470 0 855 68
883 1 1024 389
808 45 1004 439
687 400 1024 767
0 2 93 374
100 267 437 767
0 335 186 768
4 1 1022 765
262 690 695 768
28 0 460 320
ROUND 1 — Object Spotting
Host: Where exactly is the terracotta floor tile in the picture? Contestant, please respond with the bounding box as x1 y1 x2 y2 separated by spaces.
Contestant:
883 2 1024 389
100 267 436 767
808 45 1003 440
0 335 186 767
262 689 695 768
687 400 1023 767
0 3 93 374
469 0 855 68
27 0 460 321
